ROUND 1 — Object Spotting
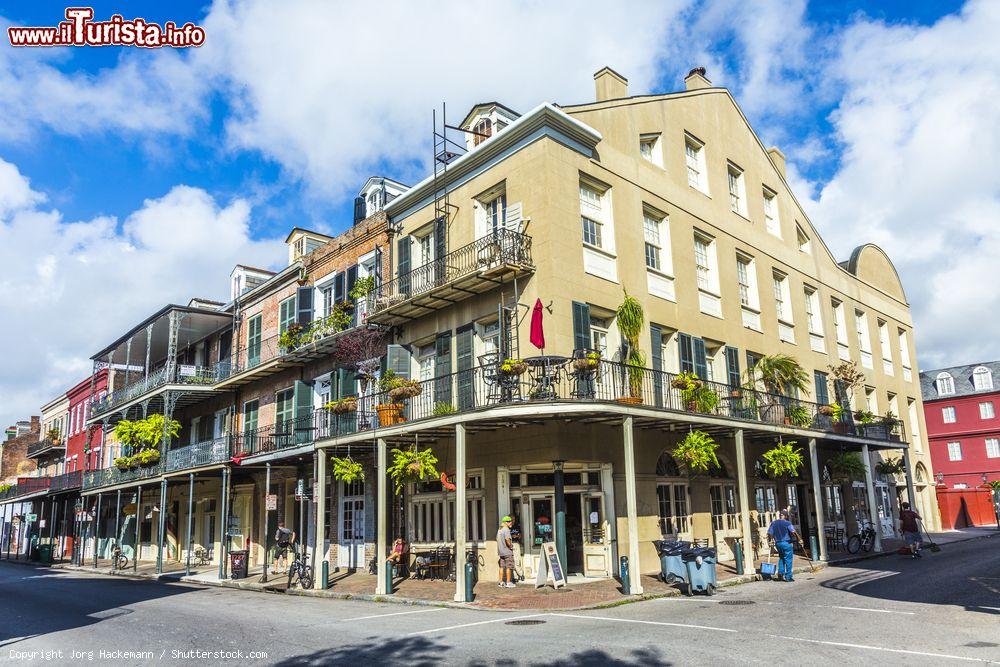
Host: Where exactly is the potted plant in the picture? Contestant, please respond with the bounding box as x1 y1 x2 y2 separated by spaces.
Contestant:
388 446 440 495
137 449 161 466
572 351 601 373
348 276 376 302
745 354 809 424
827 451 868 482
500 358 528 376
615 291 646 404
784 404 811 428
880 410 901 441
875 457 906 478
330 456 365 483
375 370 419 425
761 441 804 478
46 427 61 444
672 371 719 413
826 402 849 433
114 456 131 472
432 401 457 416
279 323 305 351
827 360 866 412
671 430 720 474
325 397 358 415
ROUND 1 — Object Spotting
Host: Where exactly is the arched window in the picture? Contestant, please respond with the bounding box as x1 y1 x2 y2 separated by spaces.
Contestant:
973 366 993 391
656 451 681 477
936 372 955 396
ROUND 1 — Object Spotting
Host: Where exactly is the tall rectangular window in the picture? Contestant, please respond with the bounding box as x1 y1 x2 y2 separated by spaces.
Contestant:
685 134 707 192
814 371 830 405
980 402 995 419
855 310 871 352
643 212 664 271
986 438 1000 458
247 314 262 365
242 399 259 434
763 188 780 237
694 237 710 289
772 271 791 323
804 287 822 334
947 441 962 461
878 320 892 360
832 300 847 344
942 406 956 423
579 181 613 258
485 192 507 234
727 162 746 216
898 328 912 372
725 347 741 387
275 388 294 427
736 255 756 308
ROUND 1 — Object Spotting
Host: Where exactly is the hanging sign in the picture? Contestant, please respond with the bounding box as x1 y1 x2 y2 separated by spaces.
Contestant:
265 494 277 511
533 541 566 589
27 513 37 522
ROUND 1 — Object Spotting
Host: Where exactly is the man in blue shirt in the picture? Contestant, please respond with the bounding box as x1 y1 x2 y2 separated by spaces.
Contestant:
766 510 800 582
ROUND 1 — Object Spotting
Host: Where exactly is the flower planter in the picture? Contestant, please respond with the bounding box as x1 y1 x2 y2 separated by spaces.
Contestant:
616 396 642 405
376 403 406 426
832 422 849 434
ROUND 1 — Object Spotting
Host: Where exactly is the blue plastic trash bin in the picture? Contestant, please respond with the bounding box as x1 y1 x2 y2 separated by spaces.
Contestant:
655 540 690 584
682 546 718 596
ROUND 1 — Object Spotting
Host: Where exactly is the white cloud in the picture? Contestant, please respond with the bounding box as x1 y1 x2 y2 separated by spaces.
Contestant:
0 157 284 428
807 0 1000 368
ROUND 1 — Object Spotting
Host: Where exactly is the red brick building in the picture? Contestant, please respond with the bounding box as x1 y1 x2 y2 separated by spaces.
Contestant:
920 361 1000 527
65 369 108 473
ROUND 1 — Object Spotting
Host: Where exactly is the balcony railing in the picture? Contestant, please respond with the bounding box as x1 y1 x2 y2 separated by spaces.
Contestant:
2 476 53 498
83 462 164 490
301 356 905 445
165 437 231 472
49 470 83 492
90 364 221 416
27 438 64 458
368 230 533 317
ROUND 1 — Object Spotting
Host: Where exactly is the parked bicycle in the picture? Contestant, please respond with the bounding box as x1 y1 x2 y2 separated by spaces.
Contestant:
110 541 129 571
847 521 877 554
287 548 314 590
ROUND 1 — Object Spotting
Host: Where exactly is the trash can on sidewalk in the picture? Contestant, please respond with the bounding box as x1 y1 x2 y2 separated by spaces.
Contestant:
229 549 249 579
37 543 53 564
654 540 690 584
682 546 718 596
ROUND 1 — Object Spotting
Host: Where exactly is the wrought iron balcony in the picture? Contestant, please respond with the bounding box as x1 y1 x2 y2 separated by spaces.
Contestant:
165 437 231 472
83 462 163 490
27 438 65 458
90 364 219 417
49 470 83 492
367 229 533 325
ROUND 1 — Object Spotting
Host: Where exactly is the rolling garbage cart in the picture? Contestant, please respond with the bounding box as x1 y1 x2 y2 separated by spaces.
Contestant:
654 540 691 585
682 546 718 596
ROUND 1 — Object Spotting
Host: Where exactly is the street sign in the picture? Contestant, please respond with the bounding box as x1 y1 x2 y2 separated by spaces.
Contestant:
39 519 46 528
265 494 277 511
27 514 37 522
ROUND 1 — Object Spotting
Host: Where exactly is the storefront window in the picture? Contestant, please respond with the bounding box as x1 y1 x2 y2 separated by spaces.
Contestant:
657 484 689 535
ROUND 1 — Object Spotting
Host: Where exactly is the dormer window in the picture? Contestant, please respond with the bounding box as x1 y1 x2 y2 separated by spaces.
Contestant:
473 118 493 146
367 189 383 216
973 366 994 391
937 372 955 396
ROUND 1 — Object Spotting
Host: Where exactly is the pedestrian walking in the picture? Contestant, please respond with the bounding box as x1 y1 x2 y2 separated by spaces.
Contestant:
497 515 516 588
766 509 800 582
272 521 295 574
899 502 923 558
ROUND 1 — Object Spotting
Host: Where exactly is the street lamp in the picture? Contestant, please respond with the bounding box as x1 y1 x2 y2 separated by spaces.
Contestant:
936 472 945 487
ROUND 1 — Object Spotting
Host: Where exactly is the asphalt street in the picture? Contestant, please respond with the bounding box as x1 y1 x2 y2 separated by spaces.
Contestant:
1 535 998 666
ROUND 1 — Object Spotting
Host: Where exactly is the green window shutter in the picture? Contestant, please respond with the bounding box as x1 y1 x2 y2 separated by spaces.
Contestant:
725 347 741 387
296 286 313 326
397 237 411 297
334 272 346 304
293 381 314 445
279 297 296 334
678 333 694 374
435 332 452 405
247 315 262 367
456 326 474 410
434 217 447 283
650 325 664 407
572 302 591 352
338 368 357 398
693 338 708 379
814 371 829 405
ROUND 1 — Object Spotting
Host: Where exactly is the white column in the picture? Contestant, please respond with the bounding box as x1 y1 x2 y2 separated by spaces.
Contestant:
808 439 828 562
622 416 643 594
454 424 467 602
861 445 882 552
733 429 755 565
375 438 388 595
314 450 327 583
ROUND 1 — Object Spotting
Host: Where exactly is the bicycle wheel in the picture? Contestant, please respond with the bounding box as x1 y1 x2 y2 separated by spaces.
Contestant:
287 565 298 588
116 555 129 570
301 566 314 590
846 534 861 554
862 536 875 553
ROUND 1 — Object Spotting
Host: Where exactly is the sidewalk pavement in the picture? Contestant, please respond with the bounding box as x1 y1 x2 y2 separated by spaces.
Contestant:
12 526 995 612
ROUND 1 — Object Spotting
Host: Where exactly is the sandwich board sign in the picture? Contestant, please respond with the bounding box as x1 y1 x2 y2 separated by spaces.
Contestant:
533 541 566 589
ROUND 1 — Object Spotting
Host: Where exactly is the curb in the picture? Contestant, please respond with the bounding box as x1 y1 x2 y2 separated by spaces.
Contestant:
825 531 993 567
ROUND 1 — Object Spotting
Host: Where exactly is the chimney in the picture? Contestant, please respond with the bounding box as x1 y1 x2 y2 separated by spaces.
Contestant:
30 416 40 432
594 67 628 102
684 67 712 91
767 147 787 179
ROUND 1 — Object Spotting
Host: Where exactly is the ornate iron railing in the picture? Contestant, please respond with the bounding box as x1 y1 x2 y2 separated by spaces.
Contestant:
49 470 83 492
27 438 64 458
83 462 164 490
165 437 231 472
368 230 533 316
91 366 169 415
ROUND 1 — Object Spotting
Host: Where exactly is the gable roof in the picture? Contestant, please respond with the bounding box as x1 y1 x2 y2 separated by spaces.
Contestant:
919 361 1000 401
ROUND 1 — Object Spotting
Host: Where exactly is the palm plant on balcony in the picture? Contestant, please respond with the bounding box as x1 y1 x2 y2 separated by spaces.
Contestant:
45 427 61 445
616 291 646 403
388 446 439 495
784 405 812 428
671 429 720 474
744 354 809 424
761 440 804 478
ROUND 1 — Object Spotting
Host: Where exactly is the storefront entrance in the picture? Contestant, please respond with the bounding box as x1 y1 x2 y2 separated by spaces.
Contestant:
339 480 365 569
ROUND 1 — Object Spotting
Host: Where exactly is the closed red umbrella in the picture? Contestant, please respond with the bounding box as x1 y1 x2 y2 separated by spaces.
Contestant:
530 298 545 350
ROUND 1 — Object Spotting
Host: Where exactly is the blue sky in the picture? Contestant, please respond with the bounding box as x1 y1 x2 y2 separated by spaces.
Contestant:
0 0 997 427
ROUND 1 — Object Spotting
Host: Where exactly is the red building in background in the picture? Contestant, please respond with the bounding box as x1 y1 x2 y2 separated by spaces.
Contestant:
65 369 108 473
920 361 1000 528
